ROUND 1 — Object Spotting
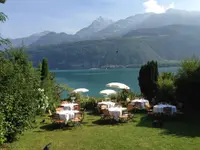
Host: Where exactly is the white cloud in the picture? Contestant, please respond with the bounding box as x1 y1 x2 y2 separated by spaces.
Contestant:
143 0 175 14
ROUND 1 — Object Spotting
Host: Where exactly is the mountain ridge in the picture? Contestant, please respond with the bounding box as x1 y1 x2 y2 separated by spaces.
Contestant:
5 8 200 48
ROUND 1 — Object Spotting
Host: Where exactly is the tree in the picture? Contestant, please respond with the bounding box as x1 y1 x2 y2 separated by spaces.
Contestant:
40 58 60 111
156 72 176 104
175 59 200 113
138 61 159 102
0 48 41 142
41 58 49 82
0 0 6 4
0 0 11 47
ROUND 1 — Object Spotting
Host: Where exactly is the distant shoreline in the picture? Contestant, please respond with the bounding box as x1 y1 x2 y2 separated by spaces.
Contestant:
50 65 180 72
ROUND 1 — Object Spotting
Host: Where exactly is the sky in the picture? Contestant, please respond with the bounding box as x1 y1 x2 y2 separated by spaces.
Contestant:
0 0 200 38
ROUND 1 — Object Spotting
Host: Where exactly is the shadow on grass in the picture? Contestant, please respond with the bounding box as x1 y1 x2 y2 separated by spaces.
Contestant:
92 119 121 126
136 114 200 137
40 123 73 131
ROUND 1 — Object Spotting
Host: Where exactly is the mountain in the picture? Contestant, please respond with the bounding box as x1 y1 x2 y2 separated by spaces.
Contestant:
137 9 200 29
91 13 153 39
28 24 200 69
75 16 114 39
30 32 80 46
124 24 200 38
91 9 200 39
4 9 200 48
28 38 162 69
10 31 51 47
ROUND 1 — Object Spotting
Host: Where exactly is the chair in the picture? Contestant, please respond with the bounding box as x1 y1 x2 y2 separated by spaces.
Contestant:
100 104 108 110
134 102 142 109
127 104 134 112
71 112 84 127
53 103 57 109
56 106 64 112
101 109 112 120
61 101 68 104
48 109 52 117
120 110 134 122
51 113 65 128
145 103 153 113
163 107 172 115
74 105 81 111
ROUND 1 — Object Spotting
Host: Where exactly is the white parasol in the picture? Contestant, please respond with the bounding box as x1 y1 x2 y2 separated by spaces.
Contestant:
100 89 117 96
73 88 89 93
106 82 130 90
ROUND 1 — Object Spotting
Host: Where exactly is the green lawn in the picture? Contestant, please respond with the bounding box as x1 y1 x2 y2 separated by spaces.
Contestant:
7 113 200 150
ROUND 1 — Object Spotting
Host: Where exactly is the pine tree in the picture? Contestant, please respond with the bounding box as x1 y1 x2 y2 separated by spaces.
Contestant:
41 58 49 81
138 60 158 102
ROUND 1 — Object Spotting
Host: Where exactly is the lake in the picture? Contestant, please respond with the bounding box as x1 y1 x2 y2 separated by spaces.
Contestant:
53 67 178 98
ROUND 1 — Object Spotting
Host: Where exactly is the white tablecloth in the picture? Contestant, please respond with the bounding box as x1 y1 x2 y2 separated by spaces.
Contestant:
108 107 127 121
57 110 79 123
130 99 149 109
153 104 177 114
61 103 78 111
98 101 115 108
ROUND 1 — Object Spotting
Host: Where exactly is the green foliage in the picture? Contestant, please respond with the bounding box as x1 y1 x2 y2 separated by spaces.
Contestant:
79 97 98 110
175 59 200 112
156 72 176 104
0 47 59 144
0 113 6 145
117 89 135 102
0 48 41 142
28 38 163 69
56 84 73 100
39 58 60 111
0 11 10 47
41 58 49 81
0 0 6 4
138 60 159 102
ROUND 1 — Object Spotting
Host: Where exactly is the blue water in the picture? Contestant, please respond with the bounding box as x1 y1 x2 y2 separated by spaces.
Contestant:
53 67 178 98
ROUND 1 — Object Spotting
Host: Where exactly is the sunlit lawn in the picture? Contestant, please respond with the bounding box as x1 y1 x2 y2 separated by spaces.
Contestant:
7 113 200 150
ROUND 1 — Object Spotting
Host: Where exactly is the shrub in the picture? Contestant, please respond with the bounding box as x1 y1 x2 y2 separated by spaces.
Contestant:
175 59 200 113
156 72 176 104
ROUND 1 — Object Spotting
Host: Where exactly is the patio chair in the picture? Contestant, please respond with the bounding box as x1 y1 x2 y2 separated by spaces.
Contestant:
48 109 53 117
127 104 134 112
145 103 153 113
71 112 84 127
101 109 112 120
56 106 64 112
51 113 65 128
74 105 81 111
163 107 172 115
100 104 108 110
61 101 68 104
120 110 134 122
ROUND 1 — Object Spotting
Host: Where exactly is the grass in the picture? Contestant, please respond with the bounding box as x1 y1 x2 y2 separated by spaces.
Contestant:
6 113 200 150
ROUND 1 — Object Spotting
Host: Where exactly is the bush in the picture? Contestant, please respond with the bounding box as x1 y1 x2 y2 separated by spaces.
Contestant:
156 72 176 104
175 59 200 113
0 113 6 145
0 48 59 143
0 49 42 142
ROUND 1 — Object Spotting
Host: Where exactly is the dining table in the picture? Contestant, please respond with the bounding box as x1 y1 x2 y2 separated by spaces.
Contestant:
57 110 79 124
108 107 127 121
153 104 177 114
98 101 115 108
61 103 79 111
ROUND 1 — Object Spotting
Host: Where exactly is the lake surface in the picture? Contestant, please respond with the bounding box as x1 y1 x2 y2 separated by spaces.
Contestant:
53 67 178 98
